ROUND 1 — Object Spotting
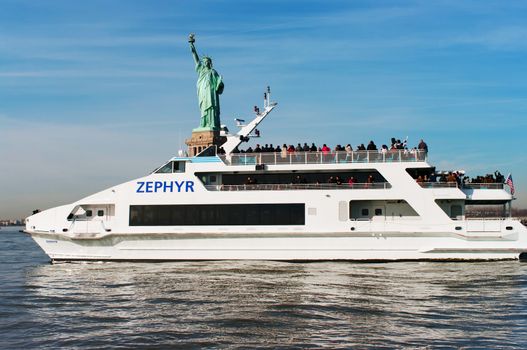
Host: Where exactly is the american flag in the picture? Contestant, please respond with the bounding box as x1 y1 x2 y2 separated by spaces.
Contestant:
506 174 515 195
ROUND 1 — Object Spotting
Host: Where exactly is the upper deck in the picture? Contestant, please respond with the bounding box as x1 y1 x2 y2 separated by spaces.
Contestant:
218 149 427 166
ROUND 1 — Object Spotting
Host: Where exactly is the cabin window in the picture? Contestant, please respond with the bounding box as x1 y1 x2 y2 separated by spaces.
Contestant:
97 210 104 217
156 162 173 174
350 200 419 220
451 205 462 219
86 210 93 217
129 204 305 226
174 161 185 173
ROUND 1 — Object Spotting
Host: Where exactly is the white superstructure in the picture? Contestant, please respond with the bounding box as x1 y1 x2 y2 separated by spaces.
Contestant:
25 93 527 262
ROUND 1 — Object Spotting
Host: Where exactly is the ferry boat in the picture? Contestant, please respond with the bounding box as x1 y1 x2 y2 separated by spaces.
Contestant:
24 91 527 262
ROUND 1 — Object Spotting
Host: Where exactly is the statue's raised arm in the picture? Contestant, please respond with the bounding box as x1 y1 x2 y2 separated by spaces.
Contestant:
189 34 200 66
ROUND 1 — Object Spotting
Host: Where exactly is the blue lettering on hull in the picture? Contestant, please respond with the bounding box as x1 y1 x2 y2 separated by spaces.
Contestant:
136 181 195 193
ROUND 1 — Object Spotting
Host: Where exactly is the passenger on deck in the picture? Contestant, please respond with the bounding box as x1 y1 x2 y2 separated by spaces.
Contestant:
310 143 318 152
303 143 310 152
287 144 295 153
494 171 504 183
357 143 366 151
347 176 355 186
281 144 288 158
295 143 302 152
367 141 377 151
269 144 274 152
254 144 262 153
321 144 330 153
365 174 374 188
418 139 428 153
246 146 253 153
292 175 307 185
275 145 281 153
429 172 437 182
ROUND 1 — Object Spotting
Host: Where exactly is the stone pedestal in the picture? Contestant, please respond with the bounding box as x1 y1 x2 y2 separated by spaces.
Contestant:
185 130 226 156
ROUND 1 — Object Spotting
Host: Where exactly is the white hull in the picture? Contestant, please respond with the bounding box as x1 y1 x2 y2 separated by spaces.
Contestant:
31 231 527 262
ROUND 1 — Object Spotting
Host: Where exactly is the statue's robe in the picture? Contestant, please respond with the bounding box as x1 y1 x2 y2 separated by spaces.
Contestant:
196 62 224 130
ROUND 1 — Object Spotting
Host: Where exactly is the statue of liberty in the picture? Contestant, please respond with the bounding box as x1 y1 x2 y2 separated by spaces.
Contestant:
189 34 224 131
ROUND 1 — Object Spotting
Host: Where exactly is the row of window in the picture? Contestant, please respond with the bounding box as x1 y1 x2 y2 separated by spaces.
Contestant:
129 204 305 226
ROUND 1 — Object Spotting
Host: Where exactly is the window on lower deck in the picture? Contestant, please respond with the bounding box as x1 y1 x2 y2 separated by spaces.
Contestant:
450 205 462 219
350 200 419 220
129 204 305 226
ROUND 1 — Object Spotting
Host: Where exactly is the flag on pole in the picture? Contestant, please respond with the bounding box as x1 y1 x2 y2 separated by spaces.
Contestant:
505 174 515 195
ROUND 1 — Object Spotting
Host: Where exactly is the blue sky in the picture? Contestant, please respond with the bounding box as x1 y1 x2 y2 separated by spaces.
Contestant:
1 0 526 218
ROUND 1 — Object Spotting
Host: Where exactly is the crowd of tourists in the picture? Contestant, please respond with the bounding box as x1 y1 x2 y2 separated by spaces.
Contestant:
415 170 506 186
228 137 428 155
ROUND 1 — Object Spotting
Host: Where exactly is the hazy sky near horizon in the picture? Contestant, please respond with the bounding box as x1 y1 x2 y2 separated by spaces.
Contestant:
1 0 526 218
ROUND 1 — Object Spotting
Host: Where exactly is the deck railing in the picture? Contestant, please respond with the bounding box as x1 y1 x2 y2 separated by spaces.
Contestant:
419 182 505 190
218 150 427 166
463 183 504 190
418 182 458 188
205 182 392 191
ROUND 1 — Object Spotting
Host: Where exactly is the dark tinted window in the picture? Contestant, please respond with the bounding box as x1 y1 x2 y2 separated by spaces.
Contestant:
97 210 104 217
361 208 369 216
129 204 305 226
86 210 93 217
155 162 173 173
174 161 185 173
375 208 382 216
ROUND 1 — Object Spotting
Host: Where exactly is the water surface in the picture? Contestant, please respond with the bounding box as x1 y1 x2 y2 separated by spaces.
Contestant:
1 227 527 348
